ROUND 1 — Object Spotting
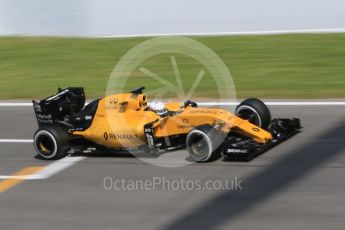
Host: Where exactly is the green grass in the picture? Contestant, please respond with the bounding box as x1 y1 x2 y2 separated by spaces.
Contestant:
0 34 344 99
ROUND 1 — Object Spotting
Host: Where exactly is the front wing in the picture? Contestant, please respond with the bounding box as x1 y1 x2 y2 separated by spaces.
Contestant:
222 118 301 161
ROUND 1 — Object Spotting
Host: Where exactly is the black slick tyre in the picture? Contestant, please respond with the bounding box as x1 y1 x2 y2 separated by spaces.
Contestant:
235 98 271 129
33 126 70 160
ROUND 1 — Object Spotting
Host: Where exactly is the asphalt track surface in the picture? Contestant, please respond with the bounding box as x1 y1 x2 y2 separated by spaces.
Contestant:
0 105 344 230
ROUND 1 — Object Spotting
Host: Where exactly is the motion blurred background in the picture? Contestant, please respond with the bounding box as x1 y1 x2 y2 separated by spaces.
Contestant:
1 0 345 36
0 0 344 99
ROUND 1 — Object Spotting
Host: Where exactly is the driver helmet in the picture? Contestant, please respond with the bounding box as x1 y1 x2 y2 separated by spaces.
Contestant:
149 101 168 117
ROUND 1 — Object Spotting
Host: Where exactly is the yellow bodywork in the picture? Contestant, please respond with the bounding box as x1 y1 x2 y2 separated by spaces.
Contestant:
73 93 273 148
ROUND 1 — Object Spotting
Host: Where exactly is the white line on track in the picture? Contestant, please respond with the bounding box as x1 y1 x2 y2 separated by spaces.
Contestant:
197 102 345 106
0 156 86 180
0 139 33 143
0 103 32 106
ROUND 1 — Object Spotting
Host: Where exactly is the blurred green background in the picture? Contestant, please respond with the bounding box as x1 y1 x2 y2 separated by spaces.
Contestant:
0 33 344 99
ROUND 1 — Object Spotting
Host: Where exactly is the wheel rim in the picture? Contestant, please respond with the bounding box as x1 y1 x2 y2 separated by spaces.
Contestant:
187 131 212 161
34 131 57 159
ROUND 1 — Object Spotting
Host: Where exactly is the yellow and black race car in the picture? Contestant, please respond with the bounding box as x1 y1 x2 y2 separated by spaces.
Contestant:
32 87 301 162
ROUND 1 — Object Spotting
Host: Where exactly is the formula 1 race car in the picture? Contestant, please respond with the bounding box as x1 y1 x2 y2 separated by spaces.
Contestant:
32 87 301 162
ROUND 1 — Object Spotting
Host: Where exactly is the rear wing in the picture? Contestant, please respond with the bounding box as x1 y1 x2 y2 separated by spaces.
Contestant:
33 87 85 127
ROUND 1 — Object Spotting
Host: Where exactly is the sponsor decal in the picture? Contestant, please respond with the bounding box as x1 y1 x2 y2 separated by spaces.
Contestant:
37 119 54 124
103 131 138 141
177 125 193 129
36 114 54 124
104 132 109 141
144 128 155 148
85 116 92 120
189 110 224 115
105 98 119 110
105 105 118 110
177 118 193 129
109 98 118 104
227 148 248 154
37 114 52 119
146 133 155 148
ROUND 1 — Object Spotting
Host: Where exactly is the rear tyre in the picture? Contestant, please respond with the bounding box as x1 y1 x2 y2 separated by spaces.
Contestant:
33 126 70 160
186 125 224 162
235 98 271 129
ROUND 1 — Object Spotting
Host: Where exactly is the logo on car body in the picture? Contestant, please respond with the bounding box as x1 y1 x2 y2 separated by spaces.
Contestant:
103 132 138 141
104 132 109 141
109 98 118 104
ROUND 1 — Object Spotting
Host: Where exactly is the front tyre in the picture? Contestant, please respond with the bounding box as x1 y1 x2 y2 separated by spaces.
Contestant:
33 126 70 160
186 125 223 162
235 98 271 129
